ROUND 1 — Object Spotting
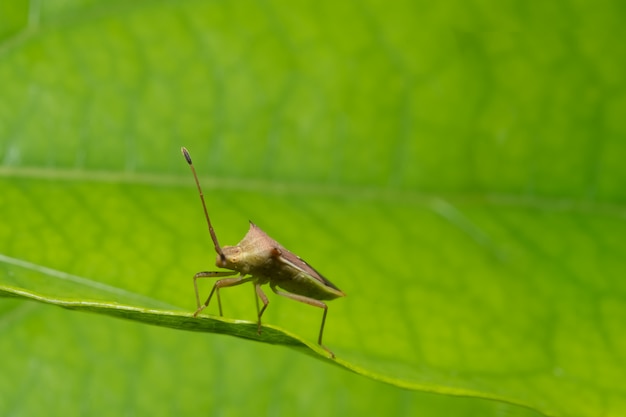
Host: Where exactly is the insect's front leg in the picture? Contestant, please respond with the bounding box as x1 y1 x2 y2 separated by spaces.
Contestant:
254 284 269 335
192 271 240 316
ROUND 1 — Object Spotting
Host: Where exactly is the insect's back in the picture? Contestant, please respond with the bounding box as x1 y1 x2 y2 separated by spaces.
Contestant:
234 222 345 301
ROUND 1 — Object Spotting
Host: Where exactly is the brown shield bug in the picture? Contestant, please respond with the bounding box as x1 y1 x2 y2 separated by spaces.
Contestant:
182 147 345 357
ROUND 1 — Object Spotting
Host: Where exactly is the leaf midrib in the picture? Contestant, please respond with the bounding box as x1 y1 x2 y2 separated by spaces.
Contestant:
1 166 625 215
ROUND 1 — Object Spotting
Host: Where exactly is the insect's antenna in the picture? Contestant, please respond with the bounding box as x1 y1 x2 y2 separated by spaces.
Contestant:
181 147 225 261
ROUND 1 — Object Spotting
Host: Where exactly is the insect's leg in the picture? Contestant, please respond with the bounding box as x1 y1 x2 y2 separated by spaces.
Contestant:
193 271 237 311
254 285 260 316
193 272 251 317
269 284 335 358
254 284 269 335
197 275 253 317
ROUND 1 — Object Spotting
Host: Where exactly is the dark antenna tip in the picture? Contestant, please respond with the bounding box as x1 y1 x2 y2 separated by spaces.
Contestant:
181 147 192 165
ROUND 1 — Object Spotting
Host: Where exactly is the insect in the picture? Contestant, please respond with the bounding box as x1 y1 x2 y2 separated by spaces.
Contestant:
181 147 345 357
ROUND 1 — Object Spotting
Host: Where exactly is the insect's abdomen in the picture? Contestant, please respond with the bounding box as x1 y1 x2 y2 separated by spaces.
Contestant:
275 270 345 300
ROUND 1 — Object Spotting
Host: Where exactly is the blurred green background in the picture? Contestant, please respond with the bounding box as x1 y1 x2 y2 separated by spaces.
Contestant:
2 1 626 416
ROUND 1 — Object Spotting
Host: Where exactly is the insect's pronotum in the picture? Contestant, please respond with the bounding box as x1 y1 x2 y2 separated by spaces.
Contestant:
182 147 345 357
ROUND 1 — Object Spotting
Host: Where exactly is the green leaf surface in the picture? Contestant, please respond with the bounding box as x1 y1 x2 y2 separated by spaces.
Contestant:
2 1 626 417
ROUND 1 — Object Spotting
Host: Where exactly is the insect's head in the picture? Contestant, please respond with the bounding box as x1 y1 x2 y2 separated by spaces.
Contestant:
216 245 242 271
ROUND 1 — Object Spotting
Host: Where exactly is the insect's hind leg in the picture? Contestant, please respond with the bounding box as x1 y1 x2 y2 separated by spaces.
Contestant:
193 271 246 317
269 284 334 358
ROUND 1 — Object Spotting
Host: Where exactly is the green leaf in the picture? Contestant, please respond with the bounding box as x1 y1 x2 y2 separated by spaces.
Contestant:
2 1 626 417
